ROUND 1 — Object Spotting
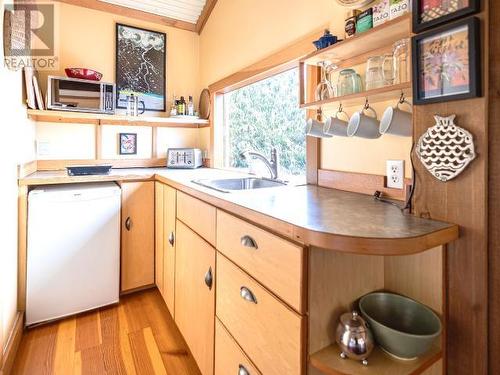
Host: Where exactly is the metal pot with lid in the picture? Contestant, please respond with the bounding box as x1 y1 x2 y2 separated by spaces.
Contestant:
335 311 374 365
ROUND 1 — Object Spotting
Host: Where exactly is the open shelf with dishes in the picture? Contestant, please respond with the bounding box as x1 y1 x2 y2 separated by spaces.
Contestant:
26 109 210 128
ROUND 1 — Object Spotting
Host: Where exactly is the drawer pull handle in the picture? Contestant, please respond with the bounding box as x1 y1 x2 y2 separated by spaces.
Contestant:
240 286 257 304
125 217 131 231
168 231 175 246
205 267 213 290
239 365 250 375
240 235 258 249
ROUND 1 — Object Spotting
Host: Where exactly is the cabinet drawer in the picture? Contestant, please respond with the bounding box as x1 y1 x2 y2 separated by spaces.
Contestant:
215 318 261 375
216 254 304 375
217 210 304 312
177 191 216 245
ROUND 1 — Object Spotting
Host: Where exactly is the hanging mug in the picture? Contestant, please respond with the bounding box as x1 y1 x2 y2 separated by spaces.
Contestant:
379 98 412 137
347 103 381 139
306 117 331 138
325 105 350 137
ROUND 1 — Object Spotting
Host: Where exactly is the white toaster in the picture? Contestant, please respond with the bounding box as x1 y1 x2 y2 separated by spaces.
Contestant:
166 148 203 169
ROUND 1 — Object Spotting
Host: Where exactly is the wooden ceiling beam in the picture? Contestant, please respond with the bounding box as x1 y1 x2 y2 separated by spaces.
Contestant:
54 0 197 32
196 0 218 34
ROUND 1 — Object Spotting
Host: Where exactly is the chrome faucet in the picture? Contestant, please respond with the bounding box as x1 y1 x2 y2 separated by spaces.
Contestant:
240 148 279 180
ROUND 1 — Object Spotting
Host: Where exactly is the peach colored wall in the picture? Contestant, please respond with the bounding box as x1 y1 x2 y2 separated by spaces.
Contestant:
199 0 412 177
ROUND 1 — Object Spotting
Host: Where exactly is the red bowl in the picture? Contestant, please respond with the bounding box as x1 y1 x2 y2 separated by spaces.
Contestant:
65 68 103 81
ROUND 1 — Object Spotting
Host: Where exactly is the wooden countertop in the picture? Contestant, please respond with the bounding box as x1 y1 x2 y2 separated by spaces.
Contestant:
19 168 458 255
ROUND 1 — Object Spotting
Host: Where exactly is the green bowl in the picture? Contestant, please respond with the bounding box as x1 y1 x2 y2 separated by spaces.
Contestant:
359 292 441 359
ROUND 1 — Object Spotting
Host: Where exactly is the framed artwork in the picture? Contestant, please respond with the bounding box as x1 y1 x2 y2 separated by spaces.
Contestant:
119 133 137 155
412 17 481 105
116 23 166 112
412 0 480 33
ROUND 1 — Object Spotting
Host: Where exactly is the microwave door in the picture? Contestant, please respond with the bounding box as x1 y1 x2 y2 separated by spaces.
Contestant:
56 80 101 112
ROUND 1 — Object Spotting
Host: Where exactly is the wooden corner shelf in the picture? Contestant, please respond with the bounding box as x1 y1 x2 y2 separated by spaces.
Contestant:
310 343 442 375
300 82 412 109
26 109 210 128
301 14 412 66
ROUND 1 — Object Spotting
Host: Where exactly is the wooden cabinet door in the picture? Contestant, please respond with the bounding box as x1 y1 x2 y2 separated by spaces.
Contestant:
175 220 215 375
121 181 154 292
155 182 164 295
163 185 176 314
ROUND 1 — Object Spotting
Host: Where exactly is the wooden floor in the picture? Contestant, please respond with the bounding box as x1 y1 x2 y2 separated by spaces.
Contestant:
11 288 201 375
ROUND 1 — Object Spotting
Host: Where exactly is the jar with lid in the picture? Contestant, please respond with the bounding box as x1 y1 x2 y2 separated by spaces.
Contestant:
336 311 374 365
345 9 361 39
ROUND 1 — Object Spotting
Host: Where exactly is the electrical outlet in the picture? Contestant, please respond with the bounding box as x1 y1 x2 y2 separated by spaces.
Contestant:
37 141 51 156
386 160 404 189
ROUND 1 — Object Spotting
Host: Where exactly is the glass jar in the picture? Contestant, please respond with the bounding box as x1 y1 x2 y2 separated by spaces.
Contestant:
392 38 410 84
337 69 362 96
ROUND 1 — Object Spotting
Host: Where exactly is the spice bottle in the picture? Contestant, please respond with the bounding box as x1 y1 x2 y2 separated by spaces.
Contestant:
345 9 361 38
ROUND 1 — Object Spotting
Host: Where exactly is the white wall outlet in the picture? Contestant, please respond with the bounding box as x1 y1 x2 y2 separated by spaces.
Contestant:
386 160 404 189
37 141 51 156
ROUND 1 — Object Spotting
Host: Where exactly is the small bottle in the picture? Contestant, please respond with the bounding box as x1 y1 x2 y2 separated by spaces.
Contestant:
345 9 361 39
188 96 194 116
177 96 185 115
170 94 178 116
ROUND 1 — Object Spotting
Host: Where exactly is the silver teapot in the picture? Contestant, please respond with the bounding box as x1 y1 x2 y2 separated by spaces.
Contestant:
336 311 374 365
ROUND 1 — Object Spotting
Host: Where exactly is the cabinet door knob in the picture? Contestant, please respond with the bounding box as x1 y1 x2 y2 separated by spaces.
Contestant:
168 231 175 246
204 267 213 290
240 286 257 304
125 217 131 231
239 364 250 375
240 235 258 249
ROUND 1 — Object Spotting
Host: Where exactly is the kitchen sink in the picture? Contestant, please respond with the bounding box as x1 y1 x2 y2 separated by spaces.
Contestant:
192 177 286 192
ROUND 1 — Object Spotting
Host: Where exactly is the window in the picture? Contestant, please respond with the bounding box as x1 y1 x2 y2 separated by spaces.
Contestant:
221 68 306 181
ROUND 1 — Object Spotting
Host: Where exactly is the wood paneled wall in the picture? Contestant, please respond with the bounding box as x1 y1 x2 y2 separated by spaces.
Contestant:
412 4 489 374
488 0 499 374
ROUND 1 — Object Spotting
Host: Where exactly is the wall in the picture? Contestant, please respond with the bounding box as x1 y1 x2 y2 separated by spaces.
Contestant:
0 0 36 360
199 0 412 177
35 1 203 160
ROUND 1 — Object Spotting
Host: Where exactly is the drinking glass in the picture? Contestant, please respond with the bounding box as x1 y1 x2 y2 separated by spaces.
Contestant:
315 61 336 101
393 38 410 84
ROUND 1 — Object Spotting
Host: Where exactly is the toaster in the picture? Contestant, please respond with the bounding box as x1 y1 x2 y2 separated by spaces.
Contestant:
167 148 203 169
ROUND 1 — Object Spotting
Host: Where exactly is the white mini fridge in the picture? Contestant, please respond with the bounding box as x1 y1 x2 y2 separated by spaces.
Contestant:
27 182 121 326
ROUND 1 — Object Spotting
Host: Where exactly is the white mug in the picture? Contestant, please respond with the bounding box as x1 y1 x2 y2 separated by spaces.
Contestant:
306 118 331 138
347 106 381 139
379 100 412 137
325 110 350 137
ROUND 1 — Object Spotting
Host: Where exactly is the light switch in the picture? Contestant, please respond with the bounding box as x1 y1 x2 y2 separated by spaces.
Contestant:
37 141 51 156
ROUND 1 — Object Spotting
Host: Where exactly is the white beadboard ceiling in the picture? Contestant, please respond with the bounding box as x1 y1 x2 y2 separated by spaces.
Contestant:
99 0 207 24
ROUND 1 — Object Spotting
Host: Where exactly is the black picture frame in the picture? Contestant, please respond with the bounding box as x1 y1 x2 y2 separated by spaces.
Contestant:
119 133 137 155
412 17 481 105
115 23 166 112
412 0 480 33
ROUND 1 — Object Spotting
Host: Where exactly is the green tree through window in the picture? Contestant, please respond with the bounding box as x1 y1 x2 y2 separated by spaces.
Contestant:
223 68 306 179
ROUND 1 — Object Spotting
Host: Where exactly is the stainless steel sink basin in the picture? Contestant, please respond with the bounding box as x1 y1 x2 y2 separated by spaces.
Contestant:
192 177 286 192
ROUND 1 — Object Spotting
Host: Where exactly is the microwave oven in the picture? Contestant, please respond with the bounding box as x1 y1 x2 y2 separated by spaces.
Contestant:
47 76 116 114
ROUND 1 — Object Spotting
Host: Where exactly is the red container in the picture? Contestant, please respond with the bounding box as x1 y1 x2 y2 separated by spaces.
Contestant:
64 68 103 81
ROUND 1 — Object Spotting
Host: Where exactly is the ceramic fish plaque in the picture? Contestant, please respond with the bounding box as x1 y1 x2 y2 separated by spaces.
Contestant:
416 115 476 182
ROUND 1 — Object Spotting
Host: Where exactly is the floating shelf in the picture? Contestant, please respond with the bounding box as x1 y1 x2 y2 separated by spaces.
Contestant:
310 344 442 375
301 14 412 66
27 109 210 128
300 82 412 109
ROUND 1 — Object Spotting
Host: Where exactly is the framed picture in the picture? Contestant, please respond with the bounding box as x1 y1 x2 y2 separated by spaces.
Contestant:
412 17 481 105
412 0 480 33
116 23 166 112
119 133 137 155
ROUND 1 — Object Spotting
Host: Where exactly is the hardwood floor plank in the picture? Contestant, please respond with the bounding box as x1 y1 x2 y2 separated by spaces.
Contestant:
122 293 150 333
143 327 168 375
54 317 76 375
100 306 128 375
75 312 102 351
117 305 137 375
74 350 83 375
80 346 106 375
128 330 155 375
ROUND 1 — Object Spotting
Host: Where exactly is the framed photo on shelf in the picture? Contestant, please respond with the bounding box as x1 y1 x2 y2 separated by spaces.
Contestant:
116 23 166 112
119 133 137 155
412 17 481 105
412 0 480 33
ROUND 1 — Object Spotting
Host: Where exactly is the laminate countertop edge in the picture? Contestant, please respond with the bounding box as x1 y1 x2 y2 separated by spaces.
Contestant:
19 168 459 255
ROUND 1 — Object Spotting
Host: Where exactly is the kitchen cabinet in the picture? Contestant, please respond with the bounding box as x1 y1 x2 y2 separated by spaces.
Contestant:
155 182 164 295
162 184 177 314
121 181 155 292
175 220 215 375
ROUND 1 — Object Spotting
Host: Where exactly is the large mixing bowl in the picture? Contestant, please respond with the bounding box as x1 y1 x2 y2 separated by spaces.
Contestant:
359 292 441 359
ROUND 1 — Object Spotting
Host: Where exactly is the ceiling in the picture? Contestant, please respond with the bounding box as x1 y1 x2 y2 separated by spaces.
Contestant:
98 0 208 24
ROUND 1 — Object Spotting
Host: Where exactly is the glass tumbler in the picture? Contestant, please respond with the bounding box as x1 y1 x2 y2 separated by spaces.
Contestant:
393 38 410 84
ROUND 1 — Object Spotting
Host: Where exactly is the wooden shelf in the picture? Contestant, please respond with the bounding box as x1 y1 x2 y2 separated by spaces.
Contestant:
301 82 412 109
27 109 210 128
310 344 442 375
301 14 412 66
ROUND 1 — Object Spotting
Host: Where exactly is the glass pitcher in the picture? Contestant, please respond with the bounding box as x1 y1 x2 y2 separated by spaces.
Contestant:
365 56 393 90
392 38 410 84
